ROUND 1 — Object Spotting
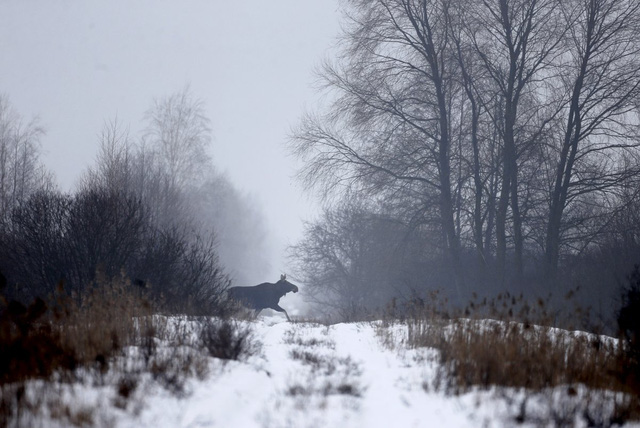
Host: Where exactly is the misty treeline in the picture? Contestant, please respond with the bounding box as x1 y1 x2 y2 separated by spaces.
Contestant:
289 0 640 323
0 88 268 314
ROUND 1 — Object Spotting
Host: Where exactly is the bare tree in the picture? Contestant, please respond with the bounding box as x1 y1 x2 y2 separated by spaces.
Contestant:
0 94 51 219
79 118 135 194
465 0 566 282
142 86 212 192
449 5 501 271
544 0 640 279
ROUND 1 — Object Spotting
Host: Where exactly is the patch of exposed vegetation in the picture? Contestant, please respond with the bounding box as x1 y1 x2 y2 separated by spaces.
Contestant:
0 273 259 428
379 279 640 426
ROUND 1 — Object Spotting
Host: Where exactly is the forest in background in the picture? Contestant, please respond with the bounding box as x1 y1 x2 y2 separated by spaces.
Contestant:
289 0 640 330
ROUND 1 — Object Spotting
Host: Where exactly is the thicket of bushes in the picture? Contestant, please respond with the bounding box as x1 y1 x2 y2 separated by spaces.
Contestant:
0 187 230 315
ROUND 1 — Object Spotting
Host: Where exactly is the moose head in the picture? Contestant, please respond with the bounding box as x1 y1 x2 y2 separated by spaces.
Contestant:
278 273 299 293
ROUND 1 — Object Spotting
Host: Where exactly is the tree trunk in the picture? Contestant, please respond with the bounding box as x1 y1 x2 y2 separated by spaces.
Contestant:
545 0 599 282
436 77 463 295
496 141 511 286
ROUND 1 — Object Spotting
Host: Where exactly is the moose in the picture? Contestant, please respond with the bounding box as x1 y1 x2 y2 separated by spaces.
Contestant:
227 274 299 321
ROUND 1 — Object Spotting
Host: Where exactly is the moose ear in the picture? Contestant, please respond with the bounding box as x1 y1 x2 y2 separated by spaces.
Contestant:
280 274 286 281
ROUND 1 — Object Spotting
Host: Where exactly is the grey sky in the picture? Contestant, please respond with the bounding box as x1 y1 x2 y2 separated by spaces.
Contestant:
0 1 340 282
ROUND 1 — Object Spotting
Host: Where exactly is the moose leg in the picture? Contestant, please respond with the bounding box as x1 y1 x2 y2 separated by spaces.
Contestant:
270 304 291 321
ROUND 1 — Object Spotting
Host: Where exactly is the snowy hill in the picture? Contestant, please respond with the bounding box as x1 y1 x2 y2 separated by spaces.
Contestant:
12 316 640 428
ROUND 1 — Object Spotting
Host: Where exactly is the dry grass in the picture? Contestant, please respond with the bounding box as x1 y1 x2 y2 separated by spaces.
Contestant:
284 325 362 399
400 291 640 425
419 318 619 391
287 349 362 398
0 272 155 427
58 271 154 368
0 272 151 386
0 272 259 427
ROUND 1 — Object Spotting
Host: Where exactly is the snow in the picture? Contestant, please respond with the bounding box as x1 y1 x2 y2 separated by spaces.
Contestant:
13 315 640 428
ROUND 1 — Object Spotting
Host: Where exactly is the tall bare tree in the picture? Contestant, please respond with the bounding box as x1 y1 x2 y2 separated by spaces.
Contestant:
137 87 213 229
466 0 566 281
0 95 51 219
544 0 640 279
79 90 270 286
449 5 498 270
143 86 212 192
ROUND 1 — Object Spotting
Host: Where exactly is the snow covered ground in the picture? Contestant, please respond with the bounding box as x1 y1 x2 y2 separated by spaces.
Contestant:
14 315 640 428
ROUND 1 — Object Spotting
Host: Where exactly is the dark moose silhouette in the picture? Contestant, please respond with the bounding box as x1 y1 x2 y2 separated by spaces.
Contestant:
228 274 298 321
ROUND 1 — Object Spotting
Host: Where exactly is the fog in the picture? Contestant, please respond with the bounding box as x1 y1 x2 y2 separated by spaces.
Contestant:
0 1 340 286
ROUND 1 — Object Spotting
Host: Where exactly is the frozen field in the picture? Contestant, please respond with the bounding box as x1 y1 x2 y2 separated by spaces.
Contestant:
15 315 640 428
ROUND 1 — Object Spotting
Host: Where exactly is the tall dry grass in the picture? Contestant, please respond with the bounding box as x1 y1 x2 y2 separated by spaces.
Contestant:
401 290 640 424
0 272 155 427
1 271 260 427
57 271 154 368
1 271 151 385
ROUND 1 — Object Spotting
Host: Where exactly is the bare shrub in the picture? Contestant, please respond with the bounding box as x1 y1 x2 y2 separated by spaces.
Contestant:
199 318 257 361
116 374 138 401
2 188 231 316
0 272 150 385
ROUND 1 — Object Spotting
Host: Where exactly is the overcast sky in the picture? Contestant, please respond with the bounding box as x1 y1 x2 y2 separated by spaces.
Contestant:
0 1 341 281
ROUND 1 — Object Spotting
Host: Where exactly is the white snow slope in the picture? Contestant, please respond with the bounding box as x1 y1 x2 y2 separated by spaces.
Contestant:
16 316 640 428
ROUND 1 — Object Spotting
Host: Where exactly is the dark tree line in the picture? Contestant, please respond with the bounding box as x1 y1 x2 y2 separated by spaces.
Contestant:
290 0 640 321
0 89 267 314
0 188 229 313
